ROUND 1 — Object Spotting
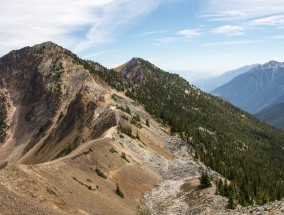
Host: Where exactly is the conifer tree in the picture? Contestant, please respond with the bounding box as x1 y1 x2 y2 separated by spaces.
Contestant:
200 171 212 188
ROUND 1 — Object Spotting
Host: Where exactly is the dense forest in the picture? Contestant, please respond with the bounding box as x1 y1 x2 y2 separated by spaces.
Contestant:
66 50 284 207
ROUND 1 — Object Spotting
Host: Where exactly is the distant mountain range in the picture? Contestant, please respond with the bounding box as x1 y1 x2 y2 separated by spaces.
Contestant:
193 64 257 92
212 60 284 114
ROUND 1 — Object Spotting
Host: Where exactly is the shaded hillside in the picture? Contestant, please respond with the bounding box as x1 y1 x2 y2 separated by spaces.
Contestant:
255 103 284 129
194 64 257 92
212 61 284 113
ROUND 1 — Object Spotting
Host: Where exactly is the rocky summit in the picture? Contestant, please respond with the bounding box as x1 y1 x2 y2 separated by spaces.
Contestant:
0 42 283 215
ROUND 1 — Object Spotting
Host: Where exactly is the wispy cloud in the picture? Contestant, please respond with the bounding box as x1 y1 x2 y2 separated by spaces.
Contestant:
212 25 245 36
82 49 117 59
203 40 260 47
0 0 167 56
201 0 284 22
268 35 284 40
155 37 180 46
199 10 248 22
177 29 202 38
249 15 284 27
136 30 167 37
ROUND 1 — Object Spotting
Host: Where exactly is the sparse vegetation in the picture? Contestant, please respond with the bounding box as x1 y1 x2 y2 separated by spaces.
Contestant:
121 115 129 121
95 168 107 179
72 176 96 191
116 105 131 115
86 178 93 183
136 130 140 140
146 119 150 127
115 183 124 198
0 94 7 142
121 152 130 163
109 147 118 153
131 114 142 128
49 59 64 96
125 106 131 115
111 94 123 101
117 123 135 139
63 143 77 155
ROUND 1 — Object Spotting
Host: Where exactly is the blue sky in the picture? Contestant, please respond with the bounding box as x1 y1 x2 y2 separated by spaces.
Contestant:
1 0 284 81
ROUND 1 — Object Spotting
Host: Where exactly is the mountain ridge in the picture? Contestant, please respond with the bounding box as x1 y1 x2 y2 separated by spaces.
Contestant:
212 60 284 113
194 64 257 92
0 42 284 214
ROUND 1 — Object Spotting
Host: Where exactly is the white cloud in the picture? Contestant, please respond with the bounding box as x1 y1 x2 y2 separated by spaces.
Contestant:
212 25 245 36
136 30 167 37
177 29 202 38
82 49 117 59
0 0 164 56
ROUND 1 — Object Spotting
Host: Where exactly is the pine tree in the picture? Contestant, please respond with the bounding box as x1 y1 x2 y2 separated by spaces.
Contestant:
227 192 237 209
227 182 238 209
216 179 224 195
199 171 212 188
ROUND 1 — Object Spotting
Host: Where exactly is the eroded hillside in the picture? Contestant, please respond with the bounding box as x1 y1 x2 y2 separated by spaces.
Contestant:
0 42 116 163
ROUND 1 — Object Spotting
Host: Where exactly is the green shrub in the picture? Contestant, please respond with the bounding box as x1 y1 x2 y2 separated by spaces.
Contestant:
115 183 124 198
95 168 107 179
109 147 118 153
86 178 93 183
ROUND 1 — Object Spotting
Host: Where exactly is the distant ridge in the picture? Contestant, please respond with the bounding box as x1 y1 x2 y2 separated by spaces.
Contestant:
212 60 284 113
193 64 257 92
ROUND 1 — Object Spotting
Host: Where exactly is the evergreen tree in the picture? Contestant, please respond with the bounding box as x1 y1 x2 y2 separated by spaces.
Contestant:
200 171 212 188
227 192 237 209
216 179 224 195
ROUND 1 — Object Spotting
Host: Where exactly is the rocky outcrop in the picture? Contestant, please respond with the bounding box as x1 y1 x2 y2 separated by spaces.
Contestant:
0 42 115 163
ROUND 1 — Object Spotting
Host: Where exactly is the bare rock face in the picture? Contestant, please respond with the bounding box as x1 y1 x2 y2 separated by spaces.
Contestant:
120 57 152 85
0 42 114 163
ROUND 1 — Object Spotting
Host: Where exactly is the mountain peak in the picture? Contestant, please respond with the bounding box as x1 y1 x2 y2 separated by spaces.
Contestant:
32 41 65 53
36 41 59 47
252 60 284 71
